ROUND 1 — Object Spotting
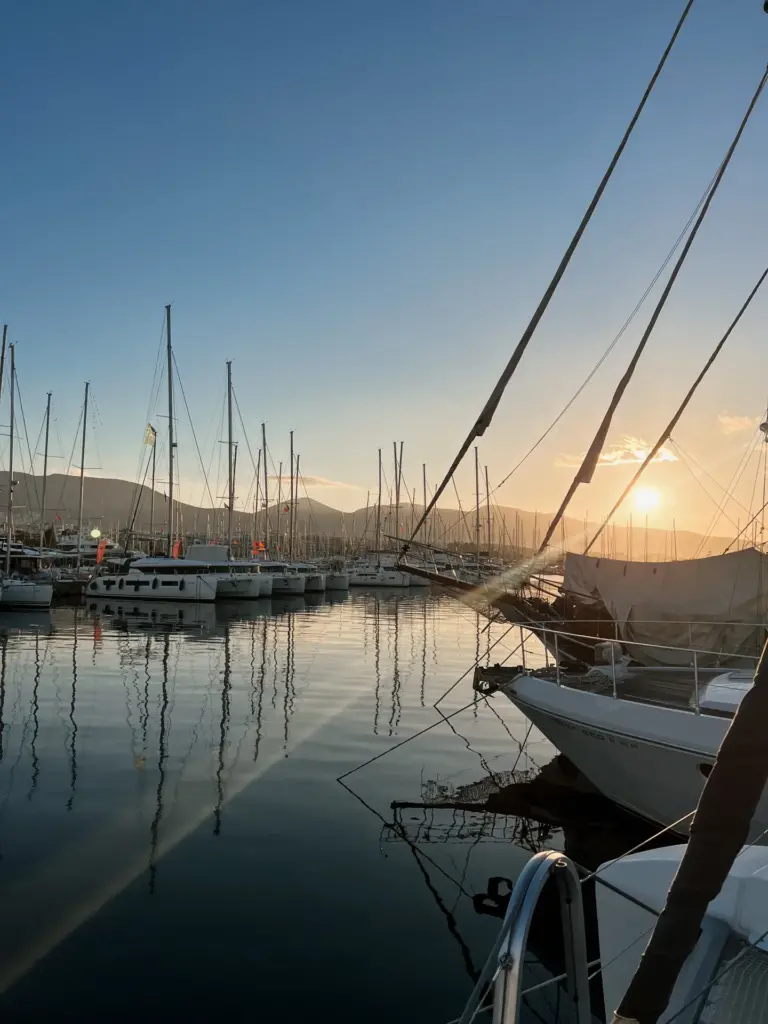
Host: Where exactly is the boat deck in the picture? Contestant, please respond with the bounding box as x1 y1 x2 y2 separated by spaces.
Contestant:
475 663 736 716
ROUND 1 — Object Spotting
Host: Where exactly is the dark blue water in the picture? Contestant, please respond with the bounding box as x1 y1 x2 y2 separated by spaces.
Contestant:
0 590 605 1022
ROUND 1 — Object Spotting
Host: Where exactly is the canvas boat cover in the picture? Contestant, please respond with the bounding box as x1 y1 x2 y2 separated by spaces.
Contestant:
563 548 768 666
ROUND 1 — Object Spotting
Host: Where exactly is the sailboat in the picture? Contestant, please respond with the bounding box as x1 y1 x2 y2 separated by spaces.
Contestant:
87 307 219 603
399 9 768 844
1 344 52 609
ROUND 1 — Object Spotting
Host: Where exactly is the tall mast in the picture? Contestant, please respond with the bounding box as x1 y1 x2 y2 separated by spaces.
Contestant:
226 360 234 555
76 381 89 569
0 327 6 409
261 423 269 554
398 442 404 543
375 448 382 566
288 430 294 559
275 462 283 552
294 454 300 557
253 448 261 550
5 345 14 575
485 465 492 558
165 305 175 557
39 391 51 551
149 427 156 554
474 446 481 562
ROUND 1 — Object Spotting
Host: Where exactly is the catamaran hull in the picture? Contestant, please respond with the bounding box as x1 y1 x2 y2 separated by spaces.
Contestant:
213 576 262 600
348 570 410 587
255 575 273 597
500 673 768 841
302 573 326 593
2 582 53 608
270 575 306 595
324 572 350 591
86 575 218 602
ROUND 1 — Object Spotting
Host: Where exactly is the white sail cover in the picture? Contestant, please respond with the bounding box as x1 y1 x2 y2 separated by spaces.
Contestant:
563 549 768 666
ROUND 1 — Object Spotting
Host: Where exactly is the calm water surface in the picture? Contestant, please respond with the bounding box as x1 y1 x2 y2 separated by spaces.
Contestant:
0 589 607 1022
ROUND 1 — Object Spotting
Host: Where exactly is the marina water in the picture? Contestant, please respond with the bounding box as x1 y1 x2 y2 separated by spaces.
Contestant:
0 590 609 1022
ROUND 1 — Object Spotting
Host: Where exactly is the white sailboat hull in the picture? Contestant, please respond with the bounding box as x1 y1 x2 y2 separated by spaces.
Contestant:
255 574 273 597
404 573 430 587
270 574 306 595
501 672 768 840
86 574 218 603
348 568 410 587
324 572 350 591
302 572 325 592
2 581 53 608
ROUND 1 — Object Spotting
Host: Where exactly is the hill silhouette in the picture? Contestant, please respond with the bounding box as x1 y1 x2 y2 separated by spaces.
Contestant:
0 471 735 560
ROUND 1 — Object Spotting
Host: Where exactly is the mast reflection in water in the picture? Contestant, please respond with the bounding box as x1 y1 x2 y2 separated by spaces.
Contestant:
0 591 628 1023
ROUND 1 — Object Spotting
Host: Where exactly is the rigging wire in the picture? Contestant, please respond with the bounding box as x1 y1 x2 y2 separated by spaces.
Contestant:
488 163 721 501
231 388 262 516
697 426 763 556
583 260 768 555
171 352 216 511
131 311 167 501
669 441 741 536
403 0 697 555
670 440 752 519
419 156 718 558
12 371 40 516
54 405 83 522
541 67 768 554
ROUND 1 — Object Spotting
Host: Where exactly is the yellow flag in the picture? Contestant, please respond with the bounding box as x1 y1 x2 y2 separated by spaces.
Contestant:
144 424 156 446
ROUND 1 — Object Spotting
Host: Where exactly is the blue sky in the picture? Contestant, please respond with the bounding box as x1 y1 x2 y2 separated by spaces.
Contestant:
3 1 768 535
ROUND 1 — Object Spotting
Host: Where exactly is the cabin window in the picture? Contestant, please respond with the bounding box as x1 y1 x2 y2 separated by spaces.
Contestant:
161 581 178 587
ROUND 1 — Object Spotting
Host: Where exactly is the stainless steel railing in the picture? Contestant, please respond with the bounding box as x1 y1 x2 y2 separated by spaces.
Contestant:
458 851 591 1024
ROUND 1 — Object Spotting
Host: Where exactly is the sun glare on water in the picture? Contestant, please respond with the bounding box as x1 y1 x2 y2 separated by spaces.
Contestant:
632 486 661 513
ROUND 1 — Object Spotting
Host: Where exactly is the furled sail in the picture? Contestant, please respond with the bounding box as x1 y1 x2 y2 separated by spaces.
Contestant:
563 549 768 666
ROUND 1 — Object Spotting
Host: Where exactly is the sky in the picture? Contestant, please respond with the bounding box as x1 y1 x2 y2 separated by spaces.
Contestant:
3 0 768 538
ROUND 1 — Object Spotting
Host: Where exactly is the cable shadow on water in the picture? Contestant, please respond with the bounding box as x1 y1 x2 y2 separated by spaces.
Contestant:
27 633 40 801
66 612 79 812
0 634 7 763
213 626 232 837
338 778 479 985
388 599 402 737
148 631 171 894
253 617 267 764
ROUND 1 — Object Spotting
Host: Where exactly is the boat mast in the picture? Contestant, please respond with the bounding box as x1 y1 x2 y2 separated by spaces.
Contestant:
76 381 89 569
149 426 157 554
5 345 14 575
288 430 294 559
474 446 481 563
421 464 428 549
253 448 261 551
392 442 399 551
165 304 175 557
261 422 269 555
0 327 6 408
226 360 234 556
39 391 51 552
375 448 382 566
485 464 492 559
294 453 300 557
275 462 283 552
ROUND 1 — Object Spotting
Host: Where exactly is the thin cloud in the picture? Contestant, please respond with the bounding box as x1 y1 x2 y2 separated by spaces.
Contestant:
267 473 359 491
555 435 678 470
717 413 761 436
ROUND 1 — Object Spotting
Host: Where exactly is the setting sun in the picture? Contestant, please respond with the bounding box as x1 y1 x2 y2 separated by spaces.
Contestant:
632 486 661 513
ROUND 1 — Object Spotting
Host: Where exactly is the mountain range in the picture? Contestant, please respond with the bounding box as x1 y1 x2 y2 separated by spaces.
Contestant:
0 472 737 561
